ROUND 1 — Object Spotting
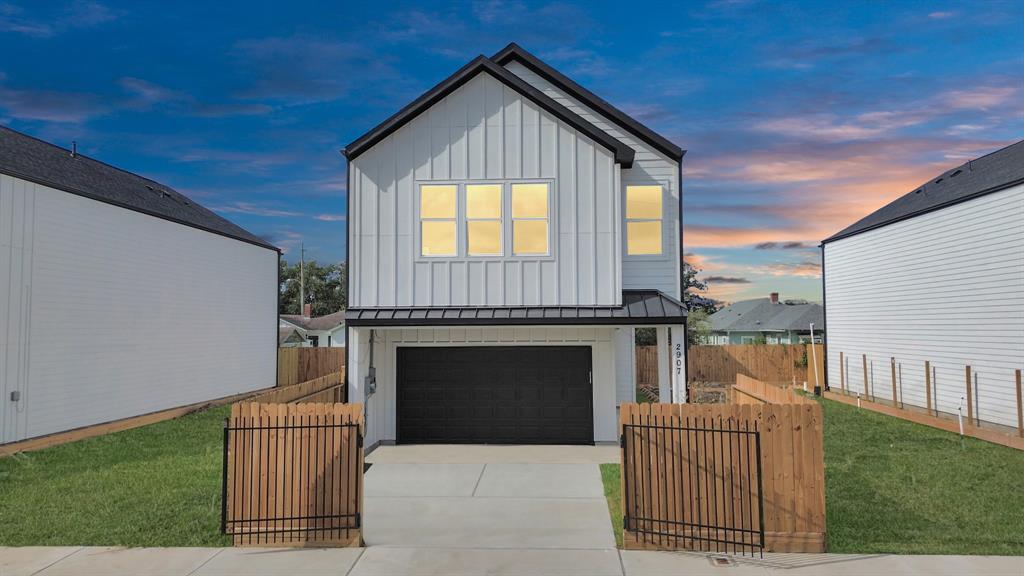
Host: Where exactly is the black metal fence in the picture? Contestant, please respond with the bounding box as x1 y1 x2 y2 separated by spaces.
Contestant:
221 409 363 546
622 416 765 556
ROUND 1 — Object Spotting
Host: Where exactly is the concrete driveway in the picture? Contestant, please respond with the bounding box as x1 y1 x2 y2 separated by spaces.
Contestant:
363 444 619 550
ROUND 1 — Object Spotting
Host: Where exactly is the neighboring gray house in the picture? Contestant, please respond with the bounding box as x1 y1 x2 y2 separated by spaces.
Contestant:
0 126 279 445
706 293 823 345
280 307 346 347
279 326 308 347
823 139 1023 429
343 43 688 449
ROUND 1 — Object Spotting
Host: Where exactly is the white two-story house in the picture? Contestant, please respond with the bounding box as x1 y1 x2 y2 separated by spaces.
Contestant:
343 44 687 449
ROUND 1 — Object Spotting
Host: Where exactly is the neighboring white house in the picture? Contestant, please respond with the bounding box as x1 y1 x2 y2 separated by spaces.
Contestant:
0 126 279 445
342 44 688 448
280 306 346 347
706 293 823 345
822 139 1024 429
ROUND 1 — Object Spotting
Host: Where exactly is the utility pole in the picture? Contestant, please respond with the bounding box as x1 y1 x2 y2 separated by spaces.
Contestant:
299 242 305 315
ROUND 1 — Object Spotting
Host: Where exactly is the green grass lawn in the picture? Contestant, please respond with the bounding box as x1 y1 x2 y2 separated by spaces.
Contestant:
599 463 623 547
0 406 230 547
599 397 1024 555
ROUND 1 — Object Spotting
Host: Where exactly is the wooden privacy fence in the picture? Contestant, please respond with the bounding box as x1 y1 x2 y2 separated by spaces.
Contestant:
251 371 344 404
689 345 823 387
222 402 364 547
620 401 825 553
636 346 659 389
733 375 817 406
278 347 345 386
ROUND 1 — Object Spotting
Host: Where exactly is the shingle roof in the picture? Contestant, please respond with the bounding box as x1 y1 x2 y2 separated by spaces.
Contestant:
279 327 307 345
345 290 686 326
280 310 346 331
342 54 635 167
823 139 1024 243
0 126 277 251
709 298 822 332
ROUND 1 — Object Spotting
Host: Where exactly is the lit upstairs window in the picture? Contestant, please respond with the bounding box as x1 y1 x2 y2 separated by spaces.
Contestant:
466 184 502 256
511 183 549 255
420 184 456 256
626 185 663 255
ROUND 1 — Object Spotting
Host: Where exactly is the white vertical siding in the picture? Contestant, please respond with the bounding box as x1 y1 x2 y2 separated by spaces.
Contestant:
350 73 620 308
503 61 681 299
349 325 618 448
824 184 1024 428
0 174 278 443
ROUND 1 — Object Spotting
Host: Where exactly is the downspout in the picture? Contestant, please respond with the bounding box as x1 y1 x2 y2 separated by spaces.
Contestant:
818 242 828 395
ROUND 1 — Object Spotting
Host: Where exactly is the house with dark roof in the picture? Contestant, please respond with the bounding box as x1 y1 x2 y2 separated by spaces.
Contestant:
343 43 687 448
705 293 823 345
0 126 279 445
280 305 346 347
822 139 1024 430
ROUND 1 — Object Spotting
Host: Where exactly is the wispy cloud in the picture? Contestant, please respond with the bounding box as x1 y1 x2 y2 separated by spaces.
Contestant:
314 214 345 222
704 276 751 284
755 241 812 250
0 1 118 38
119 76 272 117
928 11 956 19
0 81 108 122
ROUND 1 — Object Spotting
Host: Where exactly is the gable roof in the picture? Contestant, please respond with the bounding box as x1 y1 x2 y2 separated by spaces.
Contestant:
492 43 685 162
342 54 635 167
0 126 277 251
823 139 1024 244
279 327 307 345
280 310 346 331
709 298 822 333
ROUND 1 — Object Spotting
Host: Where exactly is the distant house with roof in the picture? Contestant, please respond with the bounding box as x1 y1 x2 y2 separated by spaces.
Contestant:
705 293 823 345
280 305 345 347
823 139 1023 430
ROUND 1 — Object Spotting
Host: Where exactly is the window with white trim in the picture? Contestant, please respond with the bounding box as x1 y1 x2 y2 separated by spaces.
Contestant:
625 185 663 255
466 184 503 256
511 183 549 255
420 184 457 256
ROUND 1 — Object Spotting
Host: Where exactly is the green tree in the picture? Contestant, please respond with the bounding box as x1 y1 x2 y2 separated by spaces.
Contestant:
682 260 718 314
279 259 347 316
686 308 711 346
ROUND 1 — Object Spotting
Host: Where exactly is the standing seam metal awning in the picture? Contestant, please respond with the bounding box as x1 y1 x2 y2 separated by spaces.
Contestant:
345 290 686 327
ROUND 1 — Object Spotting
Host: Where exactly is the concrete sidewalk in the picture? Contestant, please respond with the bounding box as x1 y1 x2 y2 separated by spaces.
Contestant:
3 546 1022 576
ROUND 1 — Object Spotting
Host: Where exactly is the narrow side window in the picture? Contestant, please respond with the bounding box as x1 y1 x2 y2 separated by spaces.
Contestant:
466 184 502 256
511 183 549 255
420 184 457 256
626 185 663 255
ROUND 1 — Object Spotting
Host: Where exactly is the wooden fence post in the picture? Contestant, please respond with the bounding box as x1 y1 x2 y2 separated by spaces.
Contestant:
1016 369 1023 438
965 366 973 424
890 357 897 406
862 354 869 400
925 361 932 414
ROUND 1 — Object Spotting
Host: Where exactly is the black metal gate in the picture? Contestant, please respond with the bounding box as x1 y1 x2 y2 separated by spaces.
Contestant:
621 416 765 556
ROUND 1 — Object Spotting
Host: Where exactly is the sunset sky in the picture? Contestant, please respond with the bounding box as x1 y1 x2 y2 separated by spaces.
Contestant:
2 1 1021 303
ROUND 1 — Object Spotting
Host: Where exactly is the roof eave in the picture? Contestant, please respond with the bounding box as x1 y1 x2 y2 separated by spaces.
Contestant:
491 42 685 162
343 55 635 167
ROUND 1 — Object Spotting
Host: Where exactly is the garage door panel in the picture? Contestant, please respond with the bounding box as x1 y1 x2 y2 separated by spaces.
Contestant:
397 346 593 444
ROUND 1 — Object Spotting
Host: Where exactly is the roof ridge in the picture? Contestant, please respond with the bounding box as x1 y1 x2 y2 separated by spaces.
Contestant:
0 125 172 191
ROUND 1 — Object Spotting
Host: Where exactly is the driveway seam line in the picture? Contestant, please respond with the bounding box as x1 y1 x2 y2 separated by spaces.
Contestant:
617 548 627 576
183 547 225 576
343 547 367 576
471 463 487 497
27 546 84 576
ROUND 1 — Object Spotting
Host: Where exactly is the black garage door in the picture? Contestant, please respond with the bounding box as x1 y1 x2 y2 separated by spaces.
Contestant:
397 346 593 445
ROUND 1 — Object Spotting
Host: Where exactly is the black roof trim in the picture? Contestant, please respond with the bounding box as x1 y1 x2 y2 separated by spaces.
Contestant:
822 139 1024 244
342 55 635 167
345 290 686 327
0 126 278 252
492 43 685 162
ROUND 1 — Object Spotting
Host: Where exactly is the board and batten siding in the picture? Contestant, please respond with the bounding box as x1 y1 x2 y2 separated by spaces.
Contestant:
0 173 277 444
349 72 622 308
348 325 618 448
824 183 1024 428
503 60 682 299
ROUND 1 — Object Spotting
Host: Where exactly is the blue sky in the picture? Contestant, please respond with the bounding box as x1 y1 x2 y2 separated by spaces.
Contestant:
2 1 1021 303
